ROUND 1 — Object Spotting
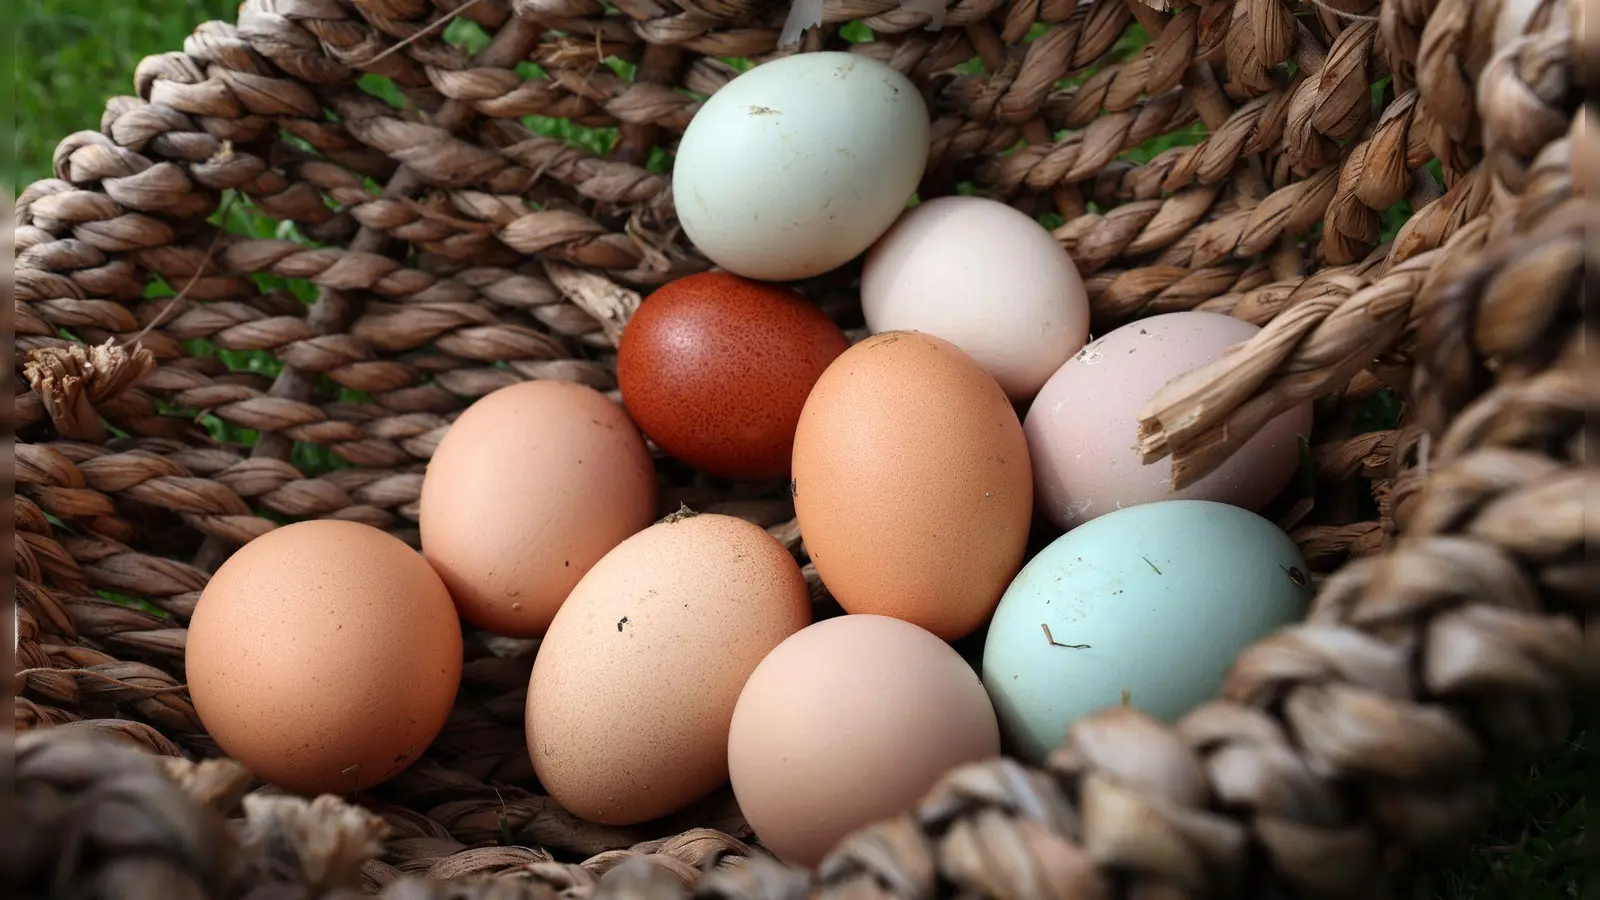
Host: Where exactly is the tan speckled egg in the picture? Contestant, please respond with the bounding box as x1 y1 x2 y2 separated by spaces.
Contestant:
185 520 463 796
791 331 1033 640
526 512 812 825
420 379 658 639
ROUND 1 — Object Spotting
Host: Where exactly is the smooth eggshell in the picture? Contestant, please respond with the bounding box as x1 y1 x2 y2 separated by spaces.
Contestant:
861 195 1090 401
420 380 657 638
791 331 1033 640
728 614 1000 869
1024 311 1313 531
186 520 463 795
672 52 930 281
527 513 812 825
617 272 850 480
981 500 1312 763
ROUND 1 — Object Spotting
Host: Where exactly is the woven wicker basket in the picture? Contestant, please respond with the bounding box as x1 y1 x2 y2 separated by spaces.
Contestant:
12 0 1590 896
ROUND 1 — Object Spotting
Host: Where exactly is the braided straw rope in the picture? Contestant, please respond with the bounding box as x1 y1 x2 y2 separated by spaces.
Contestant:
11 0 1589 896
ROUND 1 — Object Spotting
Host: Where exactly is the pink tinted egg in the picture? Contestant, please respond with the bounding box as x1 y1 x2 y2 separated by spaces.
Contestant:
1024 311 1312 531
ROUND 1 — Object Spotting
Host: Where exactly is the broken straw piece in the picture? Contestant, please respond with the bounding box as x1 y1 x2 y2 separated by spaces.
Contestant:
779 0 824 48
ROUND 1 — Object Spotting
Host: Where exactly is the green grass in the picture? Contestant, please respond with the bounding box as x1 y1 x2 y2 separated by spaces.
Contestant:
14 7 1586 897
1398 726 1590 899
12 0 242 187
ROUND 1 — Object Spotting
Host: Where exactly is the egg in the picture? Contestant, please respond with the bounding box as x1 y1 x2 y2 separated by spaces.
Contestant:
672 51 930 281
980 500 1312 763
185 520 463 795
526 512 811 825
791 331 1032 640
1024 311 1313 531
419 380 657 638
728 614 1000 869
861 195 1091 401
616 272 851 480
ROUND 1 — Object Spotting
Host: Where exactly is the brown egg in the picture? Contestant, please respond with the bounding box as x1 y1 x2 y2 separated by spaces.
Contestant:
185 520 463 796
420 379 657 638
790 331 1033 640
616 272 851 480
526 512 811 825
728 614 1001 868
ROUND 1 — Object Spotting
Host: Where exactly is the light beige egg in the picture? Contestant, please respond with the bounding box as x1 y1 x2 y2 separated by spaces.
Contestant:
526 512 812 825
419 379 658 638
861 195 1090 401
728 614 1000 868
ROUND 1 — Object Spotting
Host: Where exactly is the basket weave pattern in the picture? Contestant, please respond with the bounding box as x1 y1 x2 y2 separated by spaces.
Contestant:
11 0 1590 896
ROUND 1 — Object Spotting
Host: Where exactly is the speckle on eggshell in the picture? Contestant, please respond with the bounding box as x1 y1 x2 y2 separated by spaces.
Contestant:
526 513 812 825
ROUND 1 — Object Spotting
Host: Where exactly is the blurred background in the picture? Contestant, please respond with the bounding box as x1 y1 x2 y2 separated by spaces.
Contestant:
12 3 1588 897
15 0 239 186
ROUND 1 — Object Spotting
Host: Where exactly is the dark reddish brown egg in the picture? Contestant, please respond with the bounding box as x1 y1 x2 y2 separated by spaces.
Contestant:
617 272 850 481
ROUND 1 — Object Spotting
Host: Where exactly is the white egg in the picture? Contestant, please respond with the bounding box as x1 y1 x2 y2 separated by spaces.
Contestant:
672 51 930 281
861 195 1091 401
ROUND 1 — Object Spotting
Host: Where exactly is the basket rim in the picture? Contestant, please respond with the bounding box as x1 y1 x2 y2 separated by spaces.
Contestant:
12 0 1588 895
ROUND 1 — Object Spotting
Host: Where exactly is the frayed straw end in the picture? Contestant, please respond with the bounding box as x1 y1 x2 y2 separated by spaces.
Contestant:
1135 416 1173 463
238 793 390 893
160 756 255 819
21 339 156 443
1135 353 1240 467
542 260 642 347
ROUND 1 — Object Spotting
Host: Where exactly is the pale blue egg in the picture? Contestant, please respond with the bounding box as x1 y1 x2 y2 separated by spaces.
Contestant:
981 500 1312 763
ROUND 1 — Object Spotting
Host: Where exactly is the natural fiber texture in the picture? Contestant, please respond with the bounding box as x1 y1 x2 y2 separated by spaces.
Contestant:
12 0 1589 897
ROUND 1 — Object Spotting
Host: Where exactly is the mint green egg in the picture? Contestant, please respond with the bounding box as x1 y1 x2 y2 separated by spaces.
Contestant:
980 500 1312 763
